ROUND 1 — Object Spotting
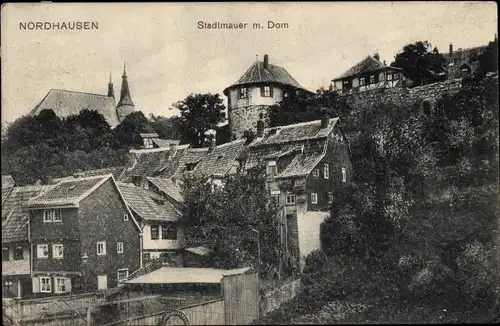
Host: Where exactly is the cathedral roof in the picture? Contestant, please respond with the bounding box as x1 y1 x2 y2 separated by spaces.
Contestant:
30 89 120 128
117 65 135 107
223 59 310 95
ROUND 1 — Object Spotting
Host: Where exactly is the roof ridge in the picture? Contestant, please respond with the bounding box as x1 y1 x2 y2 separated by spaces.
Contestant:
215 138 246 148
57 174 112 184
49 89 112 98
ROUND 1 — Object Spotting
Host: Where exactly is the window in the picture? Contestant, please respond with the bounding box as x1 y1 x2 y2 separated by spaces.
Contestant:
117 269 129 282
393 72 400 80
43 210 53 223
2 247 9 261
52 244 64 259
342 167 347 182
53 210 62 222
311 193 318 204
285 194 296 205
369 75 376 84
261 86 272 97
324 163 329 179
143 138 153 149
40 277 51 293
267 161 277 176
123 214 129 221
97 241 106 256
360 77 366 86
342 79 352 90
161 224 177 240
151 225 159 240
312 169 319 178
117 242 124 254
37 244 49 258
239 87 248 99
386 73 393 81
55 278 66 293
328 192 334 204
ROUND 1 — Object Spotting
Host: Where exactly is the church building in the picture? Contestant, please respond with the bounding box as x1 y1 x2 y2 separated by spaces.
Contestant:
29 64 136 128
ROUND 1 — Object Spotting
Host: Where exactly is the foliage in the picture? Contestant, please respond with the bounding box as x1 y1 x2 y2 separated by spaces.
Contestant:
111 111 155 149
268 88 352 129
171 93 226 147
391 41 447 86
181 164 280 276
148 114 183 140
477 37 499 76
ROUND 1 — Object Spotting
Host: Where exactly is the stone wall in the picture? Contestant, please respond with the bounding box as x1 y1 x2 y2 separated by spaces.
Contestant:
228 105 269 139
260 278 301 316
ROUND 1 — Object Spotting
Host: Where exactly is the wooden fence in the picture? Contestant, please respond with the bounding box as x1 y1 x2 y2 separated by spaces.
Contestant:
3 292 105 321
222 272 260 325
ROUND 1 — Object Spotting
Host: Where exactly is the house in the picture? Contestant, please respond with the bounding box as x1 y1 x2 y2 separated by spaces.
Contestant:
444 43 489 80
29 65 136 127
223 54 313 139
23 174 142 295
2 175 15 205
332 54 406 95
246 111 352 271
117 182 184 266
2 184 53 298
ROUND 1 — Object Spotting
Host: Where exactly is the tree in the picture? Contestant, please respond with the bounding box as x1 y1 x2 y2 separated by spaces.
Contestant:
148 114 183 140
268 88 352 129
391 41 447 86
181 164 280 276
112 111 155 149
171 93 226 147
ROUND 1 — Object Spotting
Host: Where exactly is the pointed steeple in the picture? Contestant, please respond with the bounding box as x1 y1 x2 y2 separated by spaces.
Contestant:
107 72 114 98
117 63 135 107
116 63 136 122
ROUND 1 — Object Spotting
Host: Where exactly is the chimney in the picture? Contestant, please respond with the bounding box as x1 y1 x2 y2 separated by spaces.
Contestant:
320 108 329 129
257 113 265 137
263 54 269 70
449 43 453 57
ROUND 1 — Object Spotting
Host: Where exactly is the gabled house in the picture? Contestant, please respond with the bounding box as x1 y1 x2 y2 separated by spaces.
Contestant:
332 54 406 95
23 174 142 295
247 111 352 271
2 184 53 298
117 182 184 266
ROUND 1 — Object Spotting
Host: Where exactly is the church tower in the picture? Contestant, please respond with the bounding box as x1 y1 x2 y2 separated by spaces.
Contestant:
116 63 136 122
108 73 115 98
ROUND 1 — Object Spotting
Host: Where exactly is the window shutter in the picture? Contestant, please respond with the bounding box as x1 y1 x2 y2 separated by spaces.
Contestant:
65 278 72 293
260 86 264 97
32 277 40 293
270 87 274 97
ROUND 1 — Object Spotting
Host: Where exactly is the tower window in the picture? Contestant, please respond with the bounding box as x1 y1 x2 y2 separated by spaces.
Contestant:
239 87 248 99
261 86 273 97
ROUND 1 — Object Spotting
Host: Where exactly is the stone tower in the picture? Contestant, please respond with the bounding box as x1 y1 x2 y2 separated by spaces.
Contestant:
223 54 311 139
116 63 136 122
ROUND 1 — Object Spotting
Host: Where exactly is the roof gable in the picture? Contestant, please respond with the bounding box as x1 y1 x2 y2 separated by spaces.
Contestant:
146 177 183 204
30 89 120 128
24 175 113 208
334 56 401 81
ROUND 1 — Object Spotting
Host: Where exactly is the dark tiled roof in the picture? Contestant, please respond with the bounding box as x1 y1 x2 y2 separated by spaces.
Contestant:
224 60 309 94
249 118 339 147
245 143 300 171
29 89 120 128
2 185 53 243
333 56 402 80
52 166 125 183
119 146 189 182
117 182 181 222
169 148 210 180
24 175 111 208
276 152 326 179
193 139 246 178
146 177 183 203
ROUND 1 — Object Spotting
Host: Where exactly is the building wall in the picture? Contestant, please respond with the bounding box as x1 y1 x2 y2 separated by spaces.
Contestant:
142 223 184 250
334 70 405 95
297 211 330 270
78 179 141 291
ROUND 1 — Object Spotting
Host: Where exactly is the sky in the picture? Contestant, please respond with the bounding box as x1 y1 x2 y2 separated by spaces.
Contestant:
1 2 497 123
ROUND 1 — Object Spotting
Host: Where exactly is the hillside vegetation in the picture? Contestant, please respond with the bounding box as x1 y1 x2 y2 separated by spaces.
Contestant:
258 75 499 324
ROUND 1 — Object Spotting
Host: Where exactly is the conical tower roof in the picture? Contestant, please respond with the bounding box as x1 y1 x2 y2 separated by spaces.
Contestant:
117 63 135 107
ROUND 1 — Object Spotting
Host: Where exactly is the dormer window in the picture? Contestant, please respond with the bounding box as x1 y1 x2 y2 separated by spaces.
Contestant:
267 161 277 176
186 163 197 171
143 138 153 149
239 87 248 99
261 86 273 97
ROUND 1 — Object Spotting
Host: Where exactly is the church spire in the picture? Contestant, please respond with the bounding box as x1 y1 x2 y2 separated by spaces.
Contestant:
108 72 114 98
117 62 134 107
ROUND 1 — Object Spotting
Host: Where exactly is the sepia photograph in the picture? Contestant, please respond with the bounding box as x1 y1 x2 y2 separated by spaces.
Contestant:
1 2 498 325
